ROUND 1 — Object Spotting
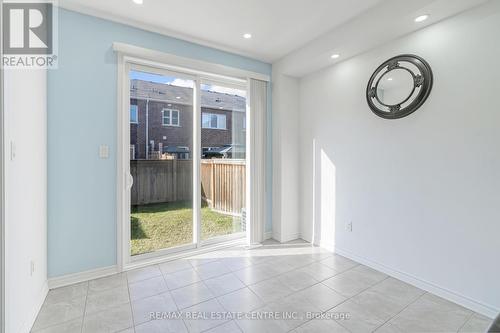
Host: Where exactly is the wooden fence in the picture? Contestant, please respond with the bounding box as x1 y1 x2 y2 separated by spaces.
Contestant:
130 159 245 215
201 159 246 214
131 160 192 205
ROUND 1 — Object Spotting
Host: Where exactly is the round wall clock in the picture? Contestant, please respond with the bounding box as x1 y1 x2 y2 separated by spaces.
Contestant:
366 54 433 119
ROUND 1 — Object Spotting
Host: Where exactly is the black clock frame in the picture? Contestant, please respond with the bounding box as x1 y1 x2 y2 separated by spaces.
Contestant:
366 54 433 119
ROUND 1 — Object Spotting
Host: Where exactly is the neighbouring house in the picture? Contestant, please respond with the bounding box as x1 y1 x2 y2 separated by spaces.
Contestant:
130 79 246 160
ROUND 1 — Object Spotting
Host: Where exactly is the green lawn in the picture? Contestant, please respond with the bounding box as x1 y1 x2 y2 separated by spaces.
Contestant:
131 201 242 256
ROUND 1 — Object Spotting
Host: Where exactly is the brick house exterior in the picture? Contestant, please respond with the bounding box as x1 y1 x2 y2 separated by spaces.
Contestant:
130 80 246 160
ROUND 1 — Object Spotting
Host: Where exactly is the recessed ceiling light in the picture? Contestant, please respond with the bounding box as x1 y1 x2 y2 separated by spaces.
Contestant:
331 54 340 59
387 77 393 81
243 33 252 39
132 0 143 4
415 14 429 23
176 96 181 99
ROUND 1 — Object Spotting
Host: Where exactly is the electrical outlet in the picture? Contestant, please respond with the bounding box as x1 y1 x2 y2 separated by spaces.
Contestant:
346 222 353 232
30 260 35 276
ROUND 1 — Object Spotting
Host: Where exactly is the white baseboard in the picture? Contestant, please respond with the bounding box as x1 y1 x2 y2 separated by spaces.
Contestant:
272 231 300 243
48 237 250 288
24 280 48 333
48 236 261 289
319 242 335 252
335 247 499 319
283 233 300 243
48 265 118 289
301 234 334 251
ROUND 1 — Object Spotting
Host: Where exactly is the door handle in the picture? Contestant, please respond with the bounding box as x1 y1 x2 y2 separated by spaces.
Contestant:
126 173 134 189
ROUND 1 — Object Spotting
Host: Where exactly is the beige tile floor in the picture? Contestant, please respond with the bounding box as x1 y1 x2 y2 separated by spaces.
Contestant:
31 240 493 333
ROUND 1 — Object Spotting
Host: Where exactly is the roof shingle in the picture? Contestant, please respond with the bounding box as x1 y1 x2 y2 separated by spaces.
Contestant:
130 79 246 112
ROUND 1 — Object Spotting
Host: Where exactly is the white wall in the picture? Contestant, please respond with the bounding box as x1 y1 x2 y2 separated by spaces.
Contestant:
272 67 300 242
4 68 48 332
298 1 500 317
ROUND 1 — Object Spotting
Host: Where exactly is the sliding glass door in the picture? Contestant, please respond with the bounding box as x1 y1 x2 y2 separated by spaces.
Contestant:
126 64 247 259
200 81 247 242
129 66 195 257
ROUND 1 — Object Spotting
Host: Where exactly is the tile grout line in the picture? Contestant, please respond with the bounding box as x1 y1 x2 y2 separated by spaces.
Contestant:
232 260 336 300
227 261 364 332
370 291 429 332
198 293 234 333
157 267 190 332
125 250 334 297
144 257 303 309
290 287 357 333
322 275 394 332
38 248 484 333
153 253 340 331
80 282 89 333
31 283 89 333
38 250 353 332
33 251 357 330
126 272 137 332
166 254 357 314
233 255 353 290
186 253 423 333
456 311 476 333
289 274 395 333
320 269 388 299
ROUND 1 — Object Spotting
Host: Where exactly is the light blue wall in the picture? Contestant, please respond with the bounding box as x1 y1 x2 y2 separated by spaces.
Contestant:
48 9 272 278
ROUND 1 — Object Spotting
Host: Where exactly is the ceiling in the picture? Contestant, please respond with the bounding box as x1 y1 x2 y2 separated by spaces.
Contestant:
276 0 490 76
58 0 384 62
59 0 489 75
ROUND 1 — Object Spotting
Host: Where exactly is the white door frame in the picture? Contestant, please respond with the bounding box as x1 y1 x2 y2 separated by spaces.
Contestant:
0 1 5 330
116 49 267 270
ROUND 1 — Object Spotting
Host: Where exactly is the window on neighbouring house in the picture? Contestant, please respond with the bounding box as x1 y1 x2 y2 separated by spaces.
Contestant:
162 108 180 126
202 113 226 129
130 105 138 123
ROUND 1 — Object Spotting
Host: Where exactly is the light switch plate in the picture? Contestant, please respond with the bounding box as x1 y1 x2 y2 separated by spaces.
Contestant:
10 141 16 160
99 145 109 159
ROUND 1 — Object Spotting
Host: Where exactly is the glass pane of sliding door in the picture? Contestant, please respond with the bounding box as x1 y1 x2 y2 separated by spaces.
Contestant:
129 67 194 256
200 82 247 241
